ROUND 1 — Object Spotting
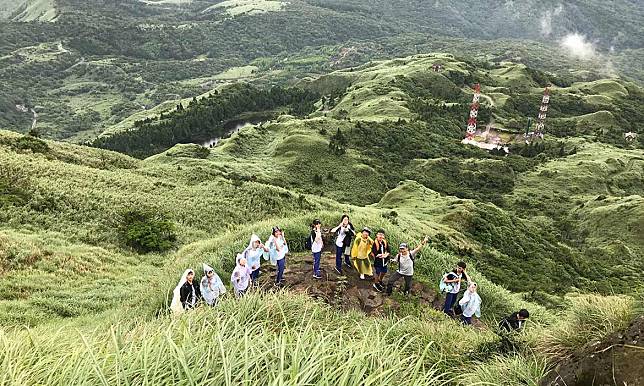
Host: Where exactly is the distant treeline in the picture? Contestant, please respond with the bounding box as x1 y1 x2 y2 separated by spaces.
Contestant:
92 84 320 158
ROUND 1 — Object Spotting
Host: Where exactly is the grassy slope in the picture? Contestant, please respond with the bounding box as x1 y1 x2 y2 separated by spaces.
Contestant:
0 129 639 385
2 0 643 141
0 0 56 21
507 141 644 291
1 50 643 383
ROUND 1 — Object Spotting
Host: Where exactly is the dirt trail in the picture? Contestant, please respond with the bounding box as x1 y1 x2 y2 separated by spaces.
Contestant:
257 252 441 316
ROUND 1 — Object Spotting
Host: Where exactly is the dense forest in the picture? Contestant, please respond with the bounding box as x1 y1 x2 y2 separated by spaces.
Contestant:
92 83 319 157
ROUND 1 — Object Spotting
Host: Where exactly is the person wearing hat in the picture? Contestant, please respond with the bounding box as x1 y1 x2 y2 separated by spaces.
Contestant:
386 236 429 295
310 219 324 279
351 227 374 279
266 226 288 286
371 229 391 292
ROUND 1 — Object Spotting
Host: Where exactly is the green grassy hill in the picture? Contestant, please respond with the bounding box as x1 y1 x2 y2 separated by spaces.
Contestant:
85 54 643 298
1 4 643 380
1 0 643 140
0 128 640 385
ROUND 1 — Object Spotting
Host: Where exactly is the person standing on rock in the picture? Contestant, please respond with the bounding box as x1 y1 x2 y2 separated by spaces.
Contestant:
331 214 355 274
231 256 252 298
309 219 324 279
386 236 429 295
442 261 469 316
239 234 269 287
266 226 288 287
371 229 391 292
201 263 226 306
458 282 481 325
351 227 374 280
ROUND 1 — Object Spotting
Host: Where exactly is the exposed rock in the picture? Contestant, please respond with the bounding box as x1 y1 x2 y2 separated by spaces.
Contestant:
257 252 439 316
540 315 644 386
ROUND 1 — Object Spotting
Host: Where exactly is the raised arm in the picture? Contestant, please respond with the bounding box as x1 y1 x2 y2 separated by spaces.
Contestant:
412 236 429 255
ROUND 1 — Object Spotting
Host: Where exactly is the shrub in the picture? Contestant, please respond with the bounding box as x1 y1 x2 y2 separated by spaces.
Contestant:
120 209 177 253
13 136 49 154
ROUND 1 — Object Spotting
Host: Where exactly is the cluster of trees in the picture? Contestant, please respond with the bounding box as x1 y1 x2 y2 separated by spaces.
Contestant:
120 208 177 253
93 84 320 158
328 128 347 154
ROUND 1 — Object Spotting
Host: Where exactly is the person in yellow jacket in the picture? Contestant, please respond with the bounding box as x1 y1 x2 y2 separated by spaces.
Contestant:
351 227 374 279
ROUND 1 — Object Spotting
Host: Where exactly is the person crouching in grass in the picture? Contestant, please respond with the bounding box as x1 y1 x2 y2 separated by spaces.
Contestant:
371 229 391 292
386 236 429 295
351 227 374 280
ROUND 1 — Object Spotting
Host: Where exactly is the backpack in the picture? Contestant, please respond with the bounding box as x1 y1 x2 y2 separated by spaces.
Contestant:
439 272 454 293
304 231 314 250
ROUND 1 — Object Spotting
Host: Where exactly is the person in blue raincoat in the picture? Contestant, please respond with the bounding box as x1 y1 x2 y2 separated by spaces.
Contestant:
238 234 268 287
200 263 226 306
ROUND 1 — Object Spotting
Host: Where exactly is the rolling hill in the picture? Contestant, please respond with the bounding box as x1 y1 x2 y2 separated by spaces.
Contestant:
1 0 643 141
1 2 643 385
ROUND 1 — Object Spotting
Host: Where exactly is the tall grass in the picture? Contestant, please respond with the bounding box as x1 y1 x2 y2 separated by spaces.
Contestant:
1 293 453 386
535 294 635 362
458 352 549 386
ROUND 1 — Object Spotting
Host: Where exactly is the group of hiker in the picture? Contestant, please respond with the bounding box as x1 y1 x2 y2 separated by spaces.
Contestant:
170 215 530 330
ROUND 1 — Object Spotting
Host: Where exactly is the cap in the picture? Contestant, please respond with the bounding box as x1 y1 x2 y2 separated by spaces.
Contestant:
376 229 385 235
312 219 321 225
399 243 408 249
362 227 372 234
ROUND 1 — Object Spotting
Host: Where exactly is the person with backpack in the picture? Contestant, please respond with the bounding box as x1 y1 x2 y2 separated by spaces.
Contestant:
307 219 324 279
330 214 355 274
371 229 391 292
351 227 374 279
441 261 469 316
266 226 288 287
499 309 530 331
231 256 252 298
458 282 481 325
239 234 269 287
200 263 226 306
386 236 429 295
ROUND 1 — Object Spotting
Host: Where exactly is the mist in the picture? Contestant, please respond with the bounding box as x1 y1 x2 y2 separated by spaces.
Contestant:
559 33 597 59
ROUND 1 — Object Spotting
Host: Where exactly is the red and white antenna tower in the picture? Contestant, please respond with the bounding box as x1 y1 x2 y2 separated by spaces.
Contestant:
533 86 550 139
465 84 481 139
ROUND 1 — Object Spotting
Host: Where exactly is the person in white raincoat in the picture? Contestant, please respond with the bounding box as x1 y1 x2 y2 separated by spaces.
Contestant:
458 282 482 325
231 257 252 298
200 263 226 306
238 234 268 287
